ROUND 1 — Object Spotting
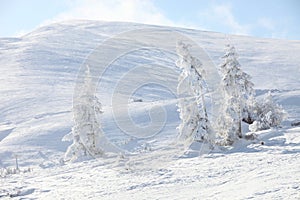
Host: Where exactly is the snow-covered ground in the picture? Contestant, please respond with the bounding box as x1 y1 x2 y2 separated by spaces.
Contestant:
0 20 299 199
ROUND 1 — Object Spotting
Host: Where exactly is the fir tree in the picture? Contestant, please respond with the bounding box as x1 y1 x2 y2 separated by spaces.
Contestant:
249 91 286 132
176 41 213 145
64 65 104 161
218 44 255 144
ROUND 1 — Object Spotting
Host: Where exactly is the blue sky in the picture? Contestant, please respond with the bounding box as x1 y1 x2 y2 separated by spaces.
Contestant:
0 0 299 40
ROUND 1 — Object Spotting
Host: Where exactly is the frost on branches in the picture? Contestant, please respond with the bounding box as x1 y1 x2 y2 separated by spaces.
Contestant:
249 92 286 132
176 41 214 147
218 44 255 145
217 44 286 144
64 65 104 161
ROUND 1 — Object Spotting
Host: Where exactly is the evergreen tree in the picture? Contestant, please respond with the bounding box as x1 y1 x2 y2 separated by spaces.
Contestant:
176 41 213 145
64 65 104 161
218 44 255 144
249 92 286 132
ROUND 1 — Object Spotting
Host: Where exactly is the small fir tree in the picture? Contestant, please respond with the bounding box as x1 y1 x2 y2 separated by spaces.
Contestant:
249 92 286 132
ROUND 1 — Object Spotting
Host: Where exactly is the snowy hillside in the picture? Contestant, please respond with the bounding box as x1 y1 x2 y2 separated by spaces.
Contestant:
0 20 299 199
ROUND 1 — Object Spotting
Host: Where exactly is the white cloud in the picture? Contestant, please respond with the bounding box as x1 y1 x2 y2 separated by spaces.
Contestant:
212 4 250 35
46 0 175 27
39 1 251 37
197 4 250 36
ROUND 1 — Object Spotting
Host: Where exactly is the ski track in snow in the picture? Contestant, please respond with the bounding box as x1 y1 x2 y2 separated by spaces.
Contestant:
0 20 300 199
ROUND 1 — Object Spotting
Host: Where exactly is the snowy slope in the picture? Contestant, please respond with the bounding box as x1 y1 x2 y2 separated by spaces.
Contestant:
0 20 300 199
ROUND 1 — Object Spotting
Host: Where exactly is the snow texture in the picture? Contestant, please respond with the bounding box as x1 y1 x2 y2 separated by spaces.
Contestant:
0 20 299 199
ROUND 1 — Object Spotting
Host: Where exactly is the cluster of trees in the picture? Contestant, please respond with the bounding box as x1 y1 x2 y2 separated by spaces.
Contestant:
176 42 286 146
64 42 286 161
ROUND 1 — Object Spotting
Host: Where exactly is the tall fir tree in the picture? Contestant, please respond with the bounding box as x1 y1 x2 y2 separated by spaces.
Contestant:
218 44 255 144
64 65 104 161
176 41 213 146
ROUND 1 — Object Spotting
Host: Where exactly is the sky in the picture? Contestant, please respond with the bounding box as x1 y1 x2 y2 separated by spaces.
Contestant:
0 0 299 40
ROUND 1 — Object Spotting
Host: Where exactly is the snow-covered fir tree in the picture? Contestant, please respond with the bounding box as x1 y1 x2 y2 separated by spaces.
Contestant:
64 65 104 161
249 91 286 132
218 44 255 144
176 41 214 146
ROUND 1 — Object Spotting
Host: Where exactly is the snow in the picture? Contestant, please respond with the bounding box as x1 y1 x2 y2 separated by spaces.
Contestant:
0 20 300 199
1 151 299 199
